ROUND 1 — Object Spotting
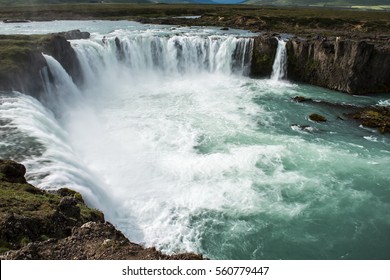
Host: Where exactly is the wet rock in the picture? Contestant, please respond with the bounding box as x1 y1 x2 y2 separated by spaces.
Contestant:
0 160 26 184
286 38 390 94
292 96 311 103
57 30 90 40
57 197 80 219
350 106 390 134
0 32 84 95
250 35 278 77
309 113 327 122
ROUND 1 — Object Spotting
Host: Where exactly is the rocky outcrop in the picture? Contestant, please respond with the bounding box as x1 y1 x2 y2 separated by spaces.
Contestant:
250 35 278 78
0 30 89 96
350 106 390 134
285 37 390 94
0 160 203 260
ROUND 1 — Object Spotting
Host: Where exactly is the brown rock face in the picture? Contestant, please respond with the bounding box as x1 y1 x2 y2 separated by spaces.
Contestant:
0 31 89 96
285 38 390 94
3 221 203 260
250 35 278 78
0 160 27 184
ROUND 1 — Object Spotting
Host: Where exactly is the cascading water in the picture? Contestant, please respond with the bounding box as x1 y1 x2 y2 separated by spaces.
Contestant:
1 21 390 260
271 38 287 81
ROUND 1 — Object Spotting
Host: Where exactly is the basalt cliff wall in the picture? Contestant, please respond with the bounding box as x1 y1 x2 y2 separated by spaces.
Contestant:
285 38 390 94
251 35 390 94
0 30 88 96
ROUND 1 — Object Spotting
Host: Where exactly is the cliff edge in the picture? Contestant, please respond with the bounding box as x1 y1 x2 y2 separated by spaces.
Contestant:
0 159 202 260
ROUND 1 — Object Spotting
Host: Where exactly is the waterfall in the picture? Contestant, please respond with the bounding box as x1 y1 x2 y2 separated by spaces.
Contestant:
271 38 287 81
71 34 254 83
40 54 83 115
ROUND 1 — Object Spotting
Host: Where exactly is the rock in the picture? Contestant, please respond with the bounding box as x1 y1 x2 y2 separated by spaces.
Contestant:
0 32 83 95
57 197 80 219
285 38 390 94
0 160 26 184
309 113 327 122
292 96 311 103
250 35 278 77
42 35 83 86
57 30 90 40
350 106 390 133
2 221 204 260
220 27 229 31
57 188 84 203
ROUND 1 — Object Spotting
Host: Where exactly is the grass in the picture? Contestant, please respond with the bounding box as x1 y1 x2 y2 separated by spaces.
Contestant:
0 35 50 75
0 181 58 220
0 164 105 252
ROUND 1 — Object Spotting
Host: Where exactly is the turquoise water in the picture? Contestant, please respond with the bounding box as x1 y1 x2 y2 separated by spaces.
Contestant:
0 21 389 259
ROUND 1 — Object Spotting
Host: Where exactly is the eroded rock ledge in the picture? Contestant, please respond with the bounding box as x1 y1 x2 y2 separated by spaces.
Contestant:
286 37 390 94
0 160 203 260
0 30 87 97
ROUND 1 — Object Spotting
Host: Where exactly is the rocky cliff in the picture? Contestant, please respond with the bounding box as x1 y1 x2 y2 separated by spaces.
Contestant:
0 160 202 260
285 37 390 94
250 35 278 78
249 34 390 94
0 30 88 97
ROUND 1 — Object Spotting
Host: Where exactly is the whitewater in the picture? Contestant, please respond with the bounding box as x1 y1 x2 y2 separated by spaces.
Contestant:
1 21 390 259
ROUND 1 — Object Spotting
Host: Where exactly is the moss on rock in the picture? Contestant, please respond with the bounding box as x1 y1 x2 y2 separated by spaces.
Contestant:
352 106 390 133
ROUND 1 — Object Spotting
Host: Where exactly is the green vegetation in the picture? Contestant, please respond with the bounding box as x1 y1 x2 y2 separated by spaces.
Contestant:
0 181 58 220
0 160 104 253
0 35 49 73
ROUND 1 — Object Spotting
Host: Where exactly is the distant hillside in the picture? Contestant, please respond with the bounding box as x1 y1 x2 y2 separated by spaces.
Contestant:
0 0 242 6
1 0 389 8
0 0 192 6
245 0 390 7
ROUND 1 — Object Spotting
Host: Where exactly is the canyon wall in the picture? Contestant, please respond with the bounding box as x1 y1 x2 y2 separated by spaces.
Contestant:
0 30 87 96
285 37 390 94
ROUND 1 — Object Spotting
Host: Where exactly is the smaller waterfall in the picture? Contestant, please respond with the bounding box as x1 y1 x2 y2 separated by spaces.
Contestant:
40 54 83 115
271 38 287 81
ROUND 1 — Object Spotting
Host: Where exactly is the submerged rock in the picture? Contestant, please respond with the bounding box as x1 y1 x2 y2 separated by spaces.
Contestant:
309 113 327 122
0 160 203 260
292 96 311 103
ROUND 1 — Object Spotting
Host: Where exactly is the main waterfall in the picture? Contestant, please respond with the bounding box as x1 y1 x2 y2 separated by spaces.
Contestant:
28 28 259 254
72 32 253 86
